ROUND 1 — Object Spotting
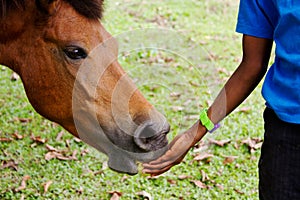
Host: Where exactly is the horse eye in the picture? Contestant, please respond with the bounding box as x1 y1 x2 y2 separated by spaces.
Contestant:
63 46 87 60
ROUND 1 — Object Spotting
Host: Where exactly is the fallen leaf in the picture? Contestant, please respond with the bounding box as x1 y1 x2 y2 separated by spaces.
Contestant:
234 188 245 194
93 170 103 176
73 137 82 143
45 152 61 161
15 175 30 192
10 72 19 81
102 161 108 170
110 193 120 200
215 183 224 190
170 92 181 99
108 191 122 200
238 107 251 113
193 153 214 162
31 135 47 144
178 175 193 180
171 106 184 112
1 160 18 170
136 191 153 200
208 139 231 147
43 180 53 194
18 118 32 124
12 132 24 140
65 139 71 149
76 186 84 195
241 138 263 153
191 180 207 189
45 144 59 152
80 149 89 156
0 137 12 142
167 179 177 185
44 151 77 161
184 115 199 121
121 175 128 182
200 170 210 182
189 80 200 87
56 131 64 141
223 156 238 165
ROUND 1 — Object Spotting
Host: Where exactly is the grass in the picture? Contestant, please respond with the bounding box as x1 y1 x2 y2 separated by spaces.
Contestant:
1 0 267 199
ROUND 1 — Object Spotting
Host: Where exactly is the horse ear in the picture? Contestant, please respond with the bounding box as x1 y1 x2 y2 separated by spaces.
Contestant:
36 0 61 15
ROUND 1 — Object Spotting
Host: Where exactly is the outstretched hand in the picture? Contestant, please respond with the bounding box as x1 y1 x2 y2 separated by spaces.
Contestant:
143 121 207 176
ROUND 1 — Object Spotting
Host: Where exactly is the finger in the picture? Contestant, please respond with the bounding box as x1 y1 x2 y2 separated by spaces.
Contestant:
143 154 184 172
145 151 183 166
143 159 175 170
142 164 173 176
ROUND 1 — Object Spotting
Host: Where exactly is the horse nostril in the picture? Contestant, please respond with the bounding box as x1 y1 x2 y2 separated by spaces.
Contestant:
134 122 169 151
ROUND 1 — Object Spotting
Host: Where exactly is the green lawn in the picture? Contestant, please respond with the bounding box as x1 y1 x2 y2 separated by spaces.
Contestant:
1 0 267 199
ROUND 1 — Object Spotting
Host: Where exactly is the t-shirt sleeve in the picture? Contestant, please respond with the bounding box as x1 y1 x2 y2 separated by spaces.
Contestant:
236 0 275 39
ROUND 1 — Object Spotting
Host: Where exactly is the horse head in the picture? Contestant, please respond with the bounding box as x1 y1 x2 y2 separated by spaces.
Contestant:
0 0 170 174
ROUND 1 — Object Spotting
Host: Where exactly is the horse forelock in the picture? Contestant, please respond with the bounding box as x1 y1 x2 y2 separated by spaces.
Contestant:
65 0 104 19
0 0 104 19
0 0 25 17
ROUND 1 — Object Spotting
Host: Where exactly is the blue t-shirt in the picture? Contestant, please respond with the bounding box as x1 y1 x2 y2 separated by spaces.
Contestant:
236 0 300 124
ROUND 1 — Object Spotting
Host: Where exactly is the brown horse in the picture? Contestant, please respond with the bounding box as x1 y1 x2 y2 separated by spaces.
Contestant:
0 0 170 174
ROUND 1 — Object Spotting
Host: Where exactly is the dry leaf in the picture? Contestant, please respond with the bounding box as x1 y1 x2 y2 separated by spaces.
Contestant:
93 170 103 176
102 161 108 170
45 152 61 161
31 135 47 144
18 118 32 124
234 188 245 194
73 137 82 143
167 179 177 185
223 156 238 165
45 144 59 152
56 131 64 141
65 139 71 149
241 138 263 153
121 175 128 182
171 106 184 112
200 170 209 182
215 183 224 190
209 139 231 147
136 191 153 200
11 72 19 81
20 194 25 200
238 107 251 113
15 175 30 192
193 153 214 162
170 92 181 98
44 151 77 161
108 191 122 200
191 180 207 189
110 193 120 200
178 175 193 180
189 80 200 87
76 186 84 195
80 149 89 156
12 132 24 140
43 180 53 194
1 160 18 171
0 137 12 142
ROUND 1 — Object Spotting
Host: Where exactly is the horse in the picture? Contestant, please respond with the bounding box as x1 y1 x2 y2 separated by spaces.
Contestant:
0 0 170 175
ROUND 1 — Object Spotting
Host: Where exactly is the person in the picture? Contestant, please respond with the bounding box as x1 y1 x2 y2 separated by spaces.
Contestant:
143 0 300 199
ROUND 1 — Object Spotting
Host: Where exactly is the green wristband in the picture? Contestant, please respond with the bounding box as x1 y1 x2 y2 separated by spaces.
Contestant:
199 109 215 131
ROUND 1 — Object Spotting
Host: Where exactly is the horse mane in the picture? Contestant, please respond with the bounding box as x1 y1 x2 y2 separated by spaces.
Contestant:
0 0 104 19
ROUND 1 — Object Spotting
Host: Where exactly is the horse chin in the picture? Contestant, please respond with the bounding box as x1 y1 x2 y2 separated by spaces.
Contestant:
104 131 168 175
107 144 168 175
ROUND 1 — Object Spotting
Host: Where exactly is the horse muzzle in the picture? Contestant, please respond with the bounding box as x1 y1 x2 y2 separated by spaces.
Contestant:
134 121 170 151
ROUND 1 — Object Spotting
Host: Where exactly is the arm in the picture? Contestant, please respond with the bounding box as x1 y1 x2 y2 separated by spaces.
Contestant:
143 35 273 175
